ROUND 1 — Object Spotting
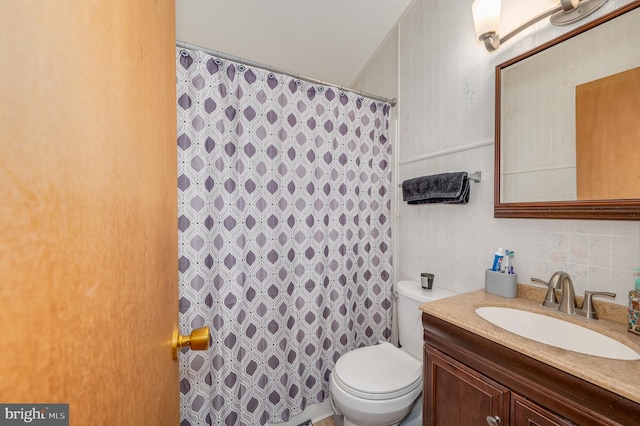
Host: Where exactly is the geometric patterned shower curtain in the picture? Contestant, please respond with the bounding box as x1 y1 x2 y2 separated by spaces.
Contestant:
176 47 393 425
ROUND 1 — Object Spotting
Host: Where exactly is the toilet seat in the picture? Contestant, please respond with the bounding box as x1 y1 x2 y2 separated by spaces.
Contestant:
332 342 422 400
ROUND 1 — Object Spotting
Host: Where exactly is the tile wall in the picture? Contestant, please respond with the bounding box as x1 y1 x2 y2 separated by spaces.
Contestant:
352 0 639 306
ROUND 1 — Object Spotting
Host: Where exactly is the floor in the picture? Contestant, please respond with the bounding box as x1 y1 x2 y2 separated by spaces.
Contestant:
313 417 334 426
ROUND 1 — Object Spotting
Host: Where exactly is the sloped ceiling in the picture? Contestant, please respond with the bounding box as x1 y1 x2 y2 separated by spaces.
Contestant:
175 0 414 87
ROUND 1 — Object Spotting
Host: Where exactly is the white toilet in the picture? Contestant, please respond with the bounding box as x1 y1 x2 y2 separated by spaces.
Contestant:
329 280 456 426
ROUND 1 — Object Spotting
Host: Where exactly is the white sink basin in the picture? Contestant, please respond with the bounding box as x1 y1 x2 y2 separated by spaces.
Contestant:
475 306 640 361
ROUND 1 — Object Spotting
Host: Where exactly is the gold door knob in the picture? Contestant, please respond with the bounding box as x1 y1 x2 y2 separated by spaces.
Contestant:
172 325 210 360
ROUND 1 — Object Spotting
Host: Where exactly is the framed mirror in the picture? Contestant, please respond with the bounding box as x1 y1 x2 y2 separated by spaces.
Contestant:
495 1 640 220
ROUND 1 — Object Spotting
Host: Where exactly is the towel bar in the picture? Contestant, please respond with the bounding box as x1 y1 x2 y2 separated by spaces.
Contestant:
397 171 481 187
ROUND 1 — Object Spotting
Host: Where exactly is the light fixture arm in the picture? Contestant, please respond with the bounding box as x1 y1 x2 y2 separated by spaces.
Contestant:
480 4 563 52
476 0 609 52
500 5 563 45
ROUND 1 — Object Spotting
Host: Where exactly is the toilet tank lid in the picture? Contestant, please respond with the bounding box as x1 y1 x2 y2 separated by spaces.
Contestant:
396 280 457 303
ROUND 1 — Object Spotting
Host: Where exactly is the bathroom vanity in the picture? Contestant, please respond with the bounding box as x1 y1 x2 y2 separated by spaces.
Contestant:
420 290 640 426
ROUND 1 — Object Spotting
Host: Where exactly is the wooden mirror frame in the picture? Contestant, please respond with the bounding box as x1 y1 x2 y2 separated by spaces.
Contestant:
494 0 640 220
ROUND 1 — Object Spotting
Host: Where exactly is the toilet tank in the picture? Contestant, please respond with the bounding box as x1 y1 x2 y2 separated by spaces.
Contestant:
396 280 457 360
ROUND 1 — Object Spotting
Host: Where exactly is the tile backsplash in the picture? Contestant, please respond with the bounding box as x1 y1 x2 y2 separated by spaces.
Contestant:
352 0 640 306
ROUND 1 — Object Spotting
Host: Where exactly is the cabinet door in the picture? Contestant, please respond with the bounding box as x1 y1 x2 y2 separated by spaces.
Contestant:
511 394 575 426
425 346 510 426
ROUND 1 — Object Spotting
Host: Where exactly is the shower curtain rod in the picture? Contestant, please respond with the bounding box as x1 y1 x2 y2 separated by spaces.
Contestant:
176 40 397 107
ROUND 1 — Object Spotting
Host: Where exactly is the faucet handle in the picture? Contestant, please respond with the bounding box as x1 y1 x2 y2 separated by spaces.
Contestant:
531 277 548 285
531 277 559 308
577 291 616 320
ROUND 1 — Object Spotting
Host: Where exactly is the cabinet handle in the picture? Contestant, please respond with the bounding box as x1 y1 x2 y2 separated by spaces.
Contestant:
486 415 501 426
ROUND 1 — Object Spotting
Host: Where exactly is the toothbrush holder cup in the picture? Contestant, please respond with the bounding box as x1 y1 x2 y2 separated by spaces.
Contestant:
485 269 518 298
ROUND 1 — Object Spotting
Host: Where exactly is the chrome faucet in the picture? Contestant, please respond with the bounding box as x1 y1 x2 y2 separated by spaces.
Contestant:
550 271 576 315
532 272 616 319
532 272 576 315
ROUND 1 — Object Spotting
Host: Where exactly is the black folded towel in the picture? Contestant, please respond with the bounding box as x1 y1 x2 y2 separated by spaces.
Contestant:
402 172 470 204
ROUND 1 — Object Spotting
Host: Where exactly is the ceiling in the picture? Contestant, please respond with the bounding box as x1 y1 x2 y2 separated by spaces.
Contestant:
175 0 414 87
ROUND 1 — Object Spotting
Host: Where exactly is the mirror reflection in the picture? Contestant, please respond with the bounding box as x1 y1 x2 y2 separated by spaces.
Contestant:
499 6 640 204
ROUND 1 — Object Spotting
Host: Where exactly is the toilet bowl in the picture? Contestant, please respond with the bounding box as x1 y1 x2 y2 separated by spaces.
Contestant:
330 342 422 426
329 280 456 426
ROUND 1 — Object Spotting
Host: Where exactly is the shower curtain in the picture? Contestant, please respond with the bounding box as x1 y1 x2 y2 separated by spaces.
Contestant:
176 47 393 425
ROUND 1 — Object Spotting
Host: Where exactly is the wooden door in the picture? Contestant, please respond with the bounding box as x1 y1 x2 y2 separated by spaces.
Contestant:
576 67 640 200
424 346 510 426
0 1 178 425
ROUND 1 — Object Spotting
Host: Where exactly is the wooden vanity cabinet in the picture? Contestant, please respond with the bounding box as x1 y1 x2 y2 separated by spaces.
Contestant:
425 346 574 426
511 393 574 426
422 313 640 426
425 347 509 425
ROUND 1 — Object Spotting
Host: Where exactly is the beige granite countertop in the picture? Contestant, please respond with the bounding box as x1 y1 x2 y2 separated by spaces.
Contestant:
419 287 640 405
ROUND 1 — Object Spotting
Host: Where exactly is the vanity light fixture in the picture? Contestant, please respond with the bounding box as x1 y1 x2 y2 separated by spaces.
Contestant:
472 0 609 52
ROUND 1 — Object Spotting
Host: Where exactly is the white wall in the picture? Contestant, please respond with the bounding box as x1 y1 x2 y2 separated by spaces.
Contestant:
352 0 640 306
352 27 400 288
